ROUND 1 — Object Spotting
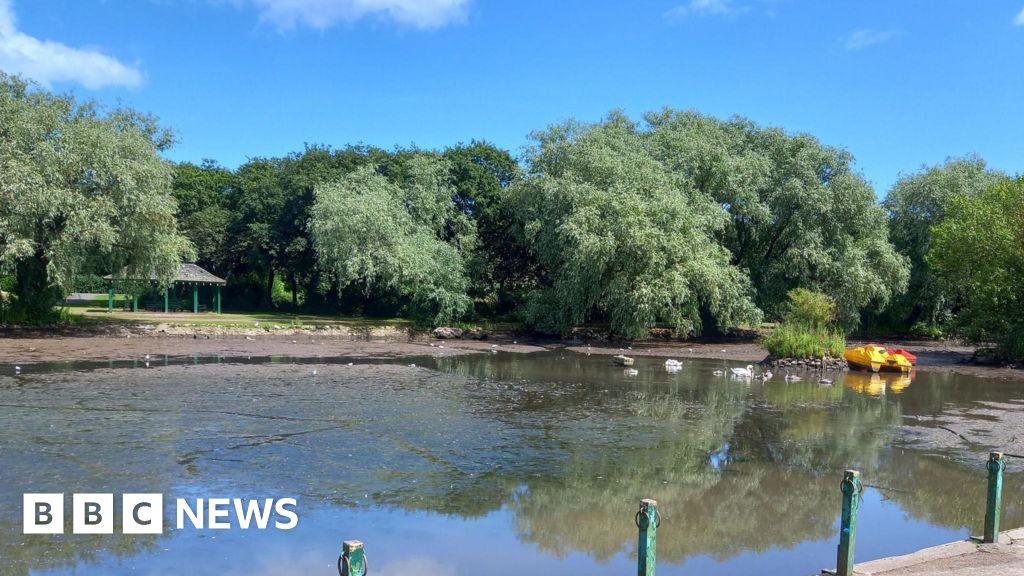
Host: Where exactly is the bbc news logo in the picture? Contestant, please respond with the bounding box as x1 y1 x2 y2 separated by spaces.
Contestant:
24 494 298 534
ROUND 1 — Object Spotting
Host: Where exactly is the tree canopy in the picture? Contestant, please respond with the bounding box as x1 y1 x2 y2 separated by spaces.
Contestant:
511 112 762 339
929 177 1024 355
644 109 909 327
0 73 192 318
309 157 474 325
880 157 1004 333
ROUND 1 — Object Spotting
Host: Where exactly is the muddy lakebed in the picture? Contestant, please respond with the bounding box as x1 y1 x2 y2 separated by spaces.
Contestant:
1 349 1023 575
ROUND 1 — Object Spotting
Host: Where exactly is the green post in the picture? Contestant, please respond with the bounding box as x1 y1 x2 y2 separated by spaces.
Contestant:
836 470 862 576
637 498 658 576
216 285 221 314
983 451 1004 543
164 287 169 313
132 293 138 312
107 283 113 313
192 284 198 313
338 540 366 576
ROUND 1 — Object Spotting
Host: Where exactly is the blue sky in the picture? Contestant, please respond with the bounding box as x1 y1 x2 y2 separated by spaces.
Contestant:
2 0 1023 194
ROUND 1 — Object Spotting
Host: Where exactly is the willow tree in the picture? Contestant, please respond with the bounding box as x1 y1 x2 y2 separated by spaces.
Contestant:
309 157 474 325
0 74 192 318
513 112 761 339
645 109 909 327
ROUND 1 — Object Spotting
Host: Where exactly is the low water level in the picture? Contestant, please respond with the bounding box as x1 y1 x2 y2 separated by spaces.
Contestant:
1 351 1022 575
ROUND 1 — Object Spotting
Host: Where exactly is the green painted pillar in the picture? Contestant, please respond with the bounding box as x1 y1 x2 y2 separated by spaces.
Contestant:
836 470 862 576
339 540 366 576
108 284 113 313
216 285 222 314
984 452 1005 543
193 284 198 313
132 293 138 312
637 498 658 576
164 287 169 313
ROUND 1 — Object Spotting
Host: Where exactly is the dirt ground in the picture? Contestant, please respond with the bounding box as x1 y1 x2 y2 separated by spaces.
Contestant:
1 325 1021 382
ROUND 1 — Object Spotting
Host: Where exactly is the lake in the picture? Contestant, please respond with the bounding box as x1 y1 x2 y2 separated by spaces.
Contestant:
1 350 1022 575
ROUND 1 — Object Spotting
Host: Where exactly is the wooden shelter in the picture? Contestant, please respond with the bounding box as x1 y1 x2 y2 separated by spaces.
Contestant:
104 263 226 313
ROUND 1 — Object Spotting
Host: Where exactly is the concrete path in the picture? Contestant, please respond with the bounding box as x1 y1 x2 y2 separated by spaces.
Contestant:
837 528 1024 575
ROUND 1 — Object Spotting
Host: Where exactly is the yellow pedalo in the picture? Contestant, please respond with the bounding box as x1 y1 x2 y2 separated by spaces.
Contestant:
843 345 913 373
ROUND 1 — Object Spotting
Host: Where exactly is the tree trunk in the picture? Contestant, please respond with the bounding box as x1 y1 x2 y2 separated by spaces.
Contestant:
261 269 275 309
14 253 63 320
291 273 297 309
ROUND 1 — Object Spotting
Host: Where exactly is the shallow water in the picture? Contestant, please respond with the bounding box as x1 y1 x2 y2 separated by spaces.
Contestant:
1 351 1022 575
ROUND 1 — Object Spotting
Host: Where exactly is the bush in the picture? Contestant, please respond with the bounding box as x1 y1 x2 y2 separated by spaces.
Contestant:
763 289 845 357
763 323 845 358
784 288 837 329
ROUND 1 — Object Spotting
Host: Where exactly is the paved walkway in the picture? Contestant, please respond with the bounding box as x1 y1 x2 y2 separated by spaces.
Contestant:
841 528 1024 575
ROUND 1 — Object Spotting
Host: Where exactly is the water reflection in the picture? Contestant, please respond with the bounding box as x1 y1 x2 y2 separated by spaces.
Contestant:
0 351 1022 575
844 372 914 396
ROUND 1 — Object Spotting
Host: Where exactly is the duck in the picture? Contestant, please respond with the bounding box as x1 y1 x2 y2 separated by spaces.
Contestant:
730 365 755 378
624 368 639 377
784 374 802 382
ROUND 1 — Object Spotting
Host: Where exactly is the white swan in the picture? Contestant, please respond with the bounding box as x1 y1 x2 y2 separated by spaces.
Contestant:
665 359 683 369
730 365 755 378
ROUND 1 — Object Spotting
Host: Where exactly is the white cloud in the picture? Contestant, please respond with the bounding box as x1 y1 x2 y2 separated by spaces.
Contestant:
1015 7 1024 26
844 28 897 50
667 0 746 18
240 0 471 30
0 0 143 89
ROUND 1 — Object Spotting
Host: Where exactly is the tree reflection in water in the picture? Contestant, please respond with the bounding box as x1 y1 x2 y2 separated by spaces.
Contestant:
1 352 1022 575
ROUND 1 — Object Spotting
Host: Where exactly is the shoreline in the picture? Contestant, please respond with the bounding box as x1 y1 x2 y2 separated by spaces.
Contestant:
0 324 1021 381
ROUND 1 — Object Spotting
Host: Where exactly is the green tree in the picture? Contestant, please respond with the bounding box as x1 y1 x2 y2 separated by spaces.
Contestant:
171 160 234 272
881 157 1004 333
929 177 1024 357
229 158 285 308
442 141 525 312
645 109 909 327
0 73 192 318
310 158 474 325
513 112 761 339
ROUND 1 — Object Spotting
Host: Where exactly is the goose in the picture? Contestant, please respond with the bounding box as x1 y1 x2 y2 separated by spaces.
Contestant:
730 365 755 378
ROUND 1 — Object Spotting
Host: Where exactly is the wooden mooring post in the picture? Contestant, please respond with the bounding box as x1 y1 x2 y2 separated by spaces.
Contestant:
636 498 658 576
983 451 1004 543
824 469 862 576
337 540 366 576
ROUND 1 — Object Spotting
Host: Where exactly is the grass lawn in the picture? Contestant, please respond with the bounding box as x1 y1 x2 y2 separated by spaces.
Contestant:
61 296 413 329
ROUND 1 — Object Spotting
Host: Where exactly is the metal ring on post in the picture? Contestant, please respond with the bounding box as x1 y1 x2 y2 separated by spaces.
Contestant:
635 508 650 530
635 503 660 530
988 454 1005 474
840 477 864 498
337 554 369 576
